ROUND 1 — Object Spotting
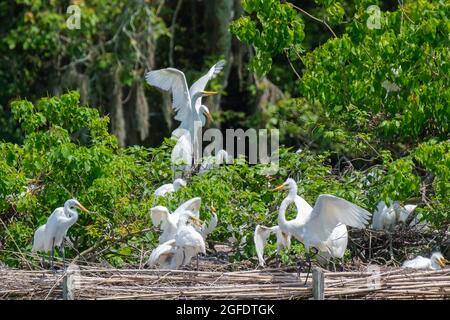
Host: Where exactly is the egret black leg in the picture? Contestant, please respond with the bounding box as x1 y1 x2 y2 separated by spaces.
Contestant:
196 254 199 271
276 254 280 268
50 237 55 271
303 252 312 286
296 256 304 278
60 243 65 270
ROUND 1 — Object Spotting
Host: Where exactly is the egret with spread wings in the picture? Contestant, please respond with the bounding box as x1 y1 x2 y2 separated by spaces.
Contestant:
145 60 225 139
150 197 217 244
148 211 205 270
272 178 370 280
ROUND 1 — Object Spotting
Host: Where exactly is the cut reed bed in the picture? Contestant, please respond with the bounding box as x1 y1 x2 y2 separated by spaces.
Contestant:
0 266 448 300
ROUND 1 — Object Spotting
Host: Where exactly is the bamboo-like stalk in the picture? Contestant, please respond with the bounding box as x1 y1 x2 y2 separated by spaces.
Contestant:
1 266 449 300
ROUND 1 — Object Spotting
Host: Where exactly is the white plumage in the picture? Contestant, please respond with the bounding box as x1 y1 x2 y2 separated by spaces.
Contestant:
372 201 397 230
154 178 187 197
148 211 206 269
147 239 180 269
372 201 424 231
199 211 218 240
145 61 224 140
402 252 448 270
31 199 88 268
171 132 193 175
150 197 201 244
199 149 231 173
254 225 291 267
150 197 216 244
273 178 369 256
146 62 225 175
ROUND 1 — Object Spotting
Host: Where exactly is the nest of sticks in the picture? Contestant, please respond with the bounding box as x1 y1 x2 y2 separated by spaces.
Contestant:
348 225 450 267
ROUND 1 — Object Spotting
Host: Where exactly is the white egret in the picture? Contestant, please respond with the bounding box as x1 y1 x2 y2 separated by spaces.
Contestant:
372 201 424 230
315 223 348 266
150 197 202 244
272 178 370 279
154 178 187 197
147 239 183 269
32 199 88 269
254 224 291 267
255 180 350 268
148 211 205 270
199 149 231 173
395 203 428 230
397 204 418 223
402 252 448 270
372 201 397 230
171 132 193 177
145 60 225 140
175 211 206 269
150 197 216 243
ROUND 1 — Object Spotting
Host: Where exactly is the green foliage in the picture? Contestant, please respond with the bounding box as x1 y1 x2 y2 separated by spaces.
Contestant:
0 1 169 142
230 0 305 75
231 0 449 230
0 91 387 267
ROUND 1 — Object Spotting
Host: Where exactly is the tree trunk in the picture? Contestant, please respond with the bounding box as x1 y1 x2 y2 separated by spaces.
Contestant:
111 68 126 147
203 0 234 113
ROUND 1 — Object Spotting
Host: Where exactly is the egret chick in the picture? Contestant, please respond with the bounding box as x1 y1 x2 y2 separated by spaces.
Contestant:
402 252 448 270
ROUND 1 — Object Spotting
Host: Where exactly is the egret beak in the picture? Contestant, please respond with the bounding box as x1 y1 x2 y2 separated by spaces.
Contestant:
272 183 287 192
77 203 89 213
190 216 203 227
438 257 449 267
211 205 216 213
201 90 218 97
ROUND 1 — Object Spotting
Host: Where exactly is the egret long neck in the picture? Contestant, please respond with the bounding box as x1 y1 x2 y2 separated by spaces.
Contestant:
278 197 293 231
288 184 297 198
63 203 79 228
191 92 203 111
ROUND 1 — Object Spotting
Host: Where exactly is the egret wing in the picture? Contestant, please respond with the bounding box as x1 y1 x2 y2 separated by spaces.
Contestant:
254 225 278 267
293 195 313 221
148 240 176 267
150 206 171 229
305 194 371 243
145 68 191 122
173 197 201 219
189 60 225 110
371 201 386 230
325 223 348 258
275 227 291 252
200 212 218 239
32 225 46 252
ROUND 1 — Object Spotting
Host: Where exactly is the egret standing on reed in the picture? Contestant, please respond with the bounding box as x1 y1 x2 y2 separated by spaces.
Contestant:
32 199 88 269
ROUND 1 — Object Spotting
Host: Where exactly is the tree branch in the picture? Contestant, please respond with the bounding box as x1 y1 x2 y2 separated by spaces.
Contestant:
290 4 337 38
